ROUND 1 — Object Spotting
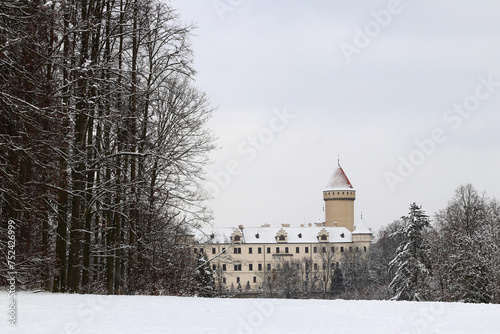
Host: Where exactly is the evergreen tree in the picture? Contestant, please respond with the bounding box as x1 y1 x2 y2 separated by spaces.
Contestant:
194 251 215 297
330 262 344 297
389 203 432 301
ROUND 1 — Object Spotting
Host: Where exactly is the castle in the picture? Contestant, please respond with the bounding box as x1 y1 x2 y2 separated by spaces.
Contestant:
193 163 372 292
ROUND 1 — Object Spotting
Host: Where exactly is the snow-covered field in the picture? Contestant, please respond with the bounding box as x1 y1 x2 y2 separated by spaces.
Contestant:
1 292 499 334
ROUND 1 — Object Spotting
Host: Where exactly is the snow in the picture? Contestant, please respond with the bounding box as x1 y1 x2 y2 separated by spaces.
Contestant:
2 292 500 334
194 226 354 244
325 165 354 190
352 218 371 234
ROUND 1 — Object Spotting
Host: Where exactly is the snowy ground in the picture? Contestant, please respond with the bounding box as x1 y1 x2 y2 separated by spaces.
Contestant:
1 292 499 334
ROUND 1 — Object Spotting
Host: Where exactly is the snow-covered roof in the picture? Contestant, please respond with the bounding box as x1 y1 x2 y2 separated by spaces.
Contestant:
193 226 353 244
353 218 371 234
325 164 354 190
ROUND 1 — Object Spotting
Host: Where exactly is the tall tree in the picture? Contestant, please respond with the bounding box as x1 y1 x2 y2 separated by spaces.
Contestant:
389 203 432 301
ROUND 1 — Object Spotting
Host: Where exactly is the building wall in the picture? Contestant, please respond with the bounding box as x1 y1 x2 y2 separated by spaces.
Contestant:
323 190 355 230
195 238 371 292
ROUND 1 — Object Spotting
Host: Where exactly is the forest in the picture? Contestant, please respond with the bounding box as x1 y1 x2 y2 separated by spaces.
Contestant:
0 0 214 295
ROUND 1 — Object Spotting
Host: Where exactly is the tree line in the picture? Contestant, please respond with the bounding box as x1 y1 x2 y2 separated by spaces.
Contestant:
0 0 214 295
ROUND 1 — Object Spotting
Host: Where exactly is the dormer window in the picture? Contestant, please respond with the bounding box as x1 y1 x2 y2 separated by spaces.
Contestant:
276 228 288 243
255 233 259 239
318 228 329 243
298 233 302 238
231 230 243 244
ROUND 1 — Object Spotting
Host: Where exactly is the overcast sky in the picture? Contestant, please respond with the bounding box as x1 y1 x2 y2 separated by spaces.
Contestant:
173 0 500 234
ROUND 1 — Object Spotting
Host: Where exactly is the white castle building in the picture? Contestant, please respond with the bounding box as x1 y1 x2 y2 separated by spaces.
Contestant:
193 163 372 292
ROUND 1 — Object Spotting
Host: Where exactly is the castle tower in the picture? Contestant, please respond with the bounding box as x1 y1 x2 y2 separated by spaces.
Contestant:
323 162 356 231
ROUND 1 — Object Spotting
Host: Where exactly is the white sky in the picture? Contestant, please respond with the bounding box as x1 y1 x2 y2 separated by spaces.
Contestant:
173 0 500 234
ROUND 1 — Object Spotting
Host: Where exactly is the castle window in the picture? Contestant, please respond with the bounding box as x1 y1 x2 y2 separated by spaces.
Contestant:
222 277 226 284
322 263 326 270
249 247 253 254
331 247 335 253
267 263 271 271
340 247 344 253
234 235 241 241
296 247 300 253
258 263 262 271
322 247 326 253
313 263 318 270
234 264 242 271
285 247 289 253
258 247 262 254
305 247 309 253
223 264 227 271
249 264 253 271
313 247 318 253
349 246 352 252
253 276 257 283
236 277 240 284
212 248 216 254
267 247 271 254
276 247 280 254
278 235 285 241
255 233 259 239
320 235 327 241
234 247 241 254
364 246 367 252
212 264 216 271
193 248 198 254
298 233 302 238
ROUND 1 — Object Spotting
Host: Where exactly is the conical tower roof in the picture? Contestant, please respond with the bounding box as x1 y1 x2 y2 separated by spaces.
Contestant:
353 215 371 234
325 164 354 191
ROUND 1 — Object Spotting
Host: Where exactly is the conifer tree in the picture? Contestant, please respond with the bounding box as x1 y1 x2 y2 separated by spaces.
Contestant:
389 203 432 301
